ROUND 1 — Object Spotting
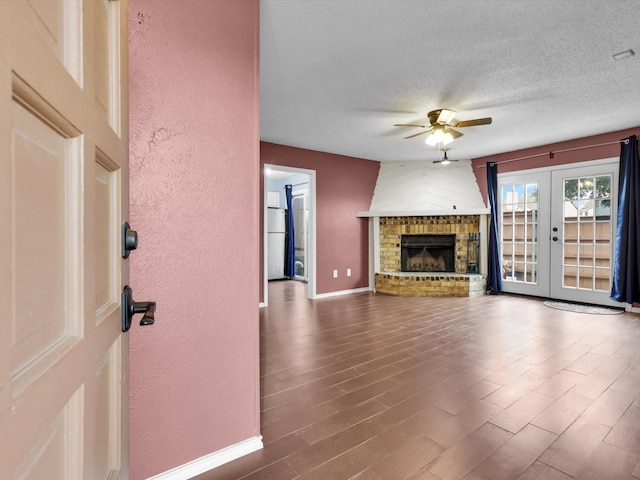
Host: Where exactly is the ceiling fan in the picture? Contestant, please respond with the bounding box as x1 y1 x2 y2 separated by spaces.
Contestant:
394 109 492 145
433 150 457 165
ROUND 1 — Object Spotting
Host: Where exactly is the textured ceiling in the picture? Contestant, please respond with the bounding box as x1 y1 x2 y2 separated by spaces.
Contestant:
260 0 640 163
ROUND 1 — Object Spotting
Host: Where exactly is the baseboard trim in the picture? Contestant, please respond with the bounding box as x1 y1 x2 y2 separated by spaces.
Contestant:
314 287 373 299
148 436 263 480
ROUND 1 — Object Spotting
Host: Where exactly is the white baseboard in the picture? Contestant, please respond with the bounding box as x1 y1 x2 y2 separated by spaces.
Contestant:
148 436 263 480
314 286 372 299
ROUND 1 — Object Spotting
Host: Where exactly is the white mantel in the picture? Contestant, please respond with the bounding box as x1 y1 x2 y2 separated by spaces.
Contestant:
356 208 489 217
357 160 488 217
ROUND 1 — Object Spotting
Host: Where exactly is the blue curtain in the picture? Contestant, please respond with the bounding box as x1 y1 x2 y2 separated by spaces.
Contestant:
285 185 295 277
486 162 503 293
611 135 640 303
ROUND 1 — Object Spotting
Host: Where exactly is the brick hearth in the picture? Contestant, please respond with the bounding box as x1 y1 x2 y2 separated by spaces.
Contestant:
376 215 486 297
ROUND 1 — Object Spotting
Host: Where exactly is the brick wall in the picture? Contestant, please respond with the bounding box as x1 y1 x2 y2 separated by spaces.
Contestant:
379 215 481 273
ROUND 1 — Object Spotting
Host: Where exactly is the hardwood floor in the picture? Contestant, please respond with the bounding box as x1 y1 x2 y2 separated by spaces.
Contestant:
194 281 640 479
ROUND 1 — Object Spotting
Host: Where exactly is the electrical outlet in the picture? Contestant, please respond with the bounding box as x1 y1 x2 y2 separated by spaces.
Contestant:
347 268 352 277
333 270 338 278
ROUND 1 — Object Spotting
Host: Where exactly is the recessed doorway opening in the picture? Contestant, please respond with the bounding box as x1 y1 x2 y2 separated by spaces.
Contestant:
263 165 316 306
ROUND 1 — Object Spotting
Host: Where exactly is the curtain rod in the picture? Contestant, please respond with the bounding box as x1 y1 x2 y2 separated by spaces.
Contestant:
286 182 308 187
477 136 635 168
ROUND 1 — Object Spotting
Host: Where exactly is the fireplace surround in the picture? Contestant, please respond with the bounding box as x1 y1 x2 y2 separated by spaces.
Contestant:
401 234 456 272
375 215 485 297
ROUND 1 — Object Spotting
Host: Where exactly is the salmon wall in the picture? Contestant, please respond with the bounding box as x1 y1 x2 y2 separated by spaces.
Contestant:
261 142 380 296
472 127 640 203
128 1 260 478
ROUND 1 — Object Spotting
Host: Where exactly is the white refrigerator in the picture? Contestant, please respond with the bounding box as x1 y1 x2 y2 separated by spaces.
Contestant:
267 208 286 280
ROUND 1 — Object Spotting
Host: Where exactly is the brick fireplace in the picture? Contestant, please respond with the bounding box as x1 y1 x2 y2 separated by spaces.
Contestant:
375 215 485 297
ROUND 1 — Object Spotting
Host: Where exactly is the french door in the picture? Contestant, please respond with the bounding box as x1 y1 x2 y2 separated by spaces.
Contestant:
498 160 621 306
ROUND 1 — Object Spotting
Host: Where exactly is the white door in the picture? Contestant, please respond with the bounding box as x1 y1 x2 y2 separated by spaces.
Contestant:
498 160 621 306
498 171 551 298
550 162 620 306
0 1 130 479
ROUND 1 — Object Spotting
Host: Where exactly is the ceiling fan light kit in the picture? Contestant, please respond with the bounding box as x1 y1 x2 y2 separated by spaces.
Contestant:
395 108 492 147
425 126 454 146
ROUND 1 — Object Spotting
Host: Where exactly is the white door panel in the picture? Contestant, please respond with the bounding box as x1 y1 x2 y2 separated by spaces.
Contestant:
0 1 129 478
550 162 620 306
498 172 551 298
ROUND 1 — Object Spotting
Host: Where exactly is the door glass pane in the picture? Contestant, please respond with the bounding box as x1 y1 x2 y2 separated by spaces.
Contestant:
561 175 612 292
500 182 539 284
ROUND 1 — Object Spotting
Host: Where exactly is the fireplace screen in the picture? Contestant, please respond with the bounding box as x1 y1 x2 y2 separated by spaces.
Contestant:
401 234 455 272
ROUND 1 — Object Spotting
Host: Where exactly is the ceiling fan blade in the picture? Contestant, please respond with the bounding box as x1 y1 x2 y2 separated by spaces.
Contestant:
453 117 492 127
436 109 457 125
394 123 428 128
446 127 464 139
404 129 431 139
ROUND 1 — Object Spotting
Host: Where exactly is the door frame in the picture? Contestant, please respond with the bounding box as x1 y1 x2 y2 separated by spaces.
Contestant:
498 157 619 304
262 165 317 305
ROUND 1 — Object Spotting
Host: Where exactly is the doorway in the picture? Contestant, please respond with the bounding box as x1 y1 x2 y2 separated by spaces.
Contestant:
263 165 316 306
498 159 622 306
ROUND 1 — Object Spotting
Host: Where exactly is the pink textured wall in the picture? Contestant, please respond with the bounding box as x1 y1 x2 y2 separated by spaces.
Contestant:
128 1 260 479
261 142 380 295
472 127 640 204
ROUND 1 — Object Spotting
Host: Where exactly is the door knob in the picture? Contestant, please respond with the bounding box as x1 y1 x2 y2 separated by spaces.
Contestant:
552 236 559 241
122 222 138 259
121 285 156 332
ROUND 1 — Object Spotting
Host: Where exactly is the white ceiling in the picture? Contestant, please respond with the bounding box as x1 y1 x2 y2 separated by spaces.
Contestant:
260 0 640 163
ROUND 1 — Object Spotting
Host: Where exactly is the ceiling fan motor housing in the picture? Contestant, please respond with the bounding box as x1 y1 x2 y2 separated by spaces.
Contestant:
428 109 444 125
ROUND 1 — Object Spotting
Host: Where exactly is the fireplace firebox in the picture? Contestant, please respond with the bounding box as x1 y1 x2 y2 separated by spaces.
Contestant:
401 234 456 272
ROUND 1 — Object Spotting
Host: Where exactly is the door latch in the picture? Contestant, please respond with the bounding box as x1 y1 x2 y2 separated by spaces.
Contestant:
122 222 138 259
121 285 156 332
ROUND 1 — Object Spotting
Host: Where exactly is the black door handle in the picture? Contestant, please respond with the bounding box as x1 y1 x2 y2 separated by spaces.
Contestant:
121 285 156 332
552 236 558 241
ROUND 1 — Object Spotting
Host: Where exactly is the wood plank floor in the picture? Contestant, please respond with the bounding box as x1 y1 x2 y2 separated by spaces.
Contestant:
194 281 640 480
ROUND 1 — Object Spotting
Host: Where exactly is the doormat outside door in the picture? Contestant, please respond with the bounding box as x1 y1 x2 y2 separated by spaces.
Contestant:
543 300 624 315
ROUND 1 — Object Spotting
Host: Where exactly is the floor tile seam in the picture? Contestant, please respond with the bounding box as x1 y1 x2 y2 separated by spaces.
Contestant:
570 365 632 396
233 458 292 480
260 376 348 398
530 395 596 429
260 380 345 403
282 434 379 478
526 418 579 439
329 333 443 353
313 350 423 377
533 458 578 478
260 394 341 417
327 369 407 394
427 423 514 479
535 420 615 476
599 438 640 458
327 383 407 412
312 339 432 367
